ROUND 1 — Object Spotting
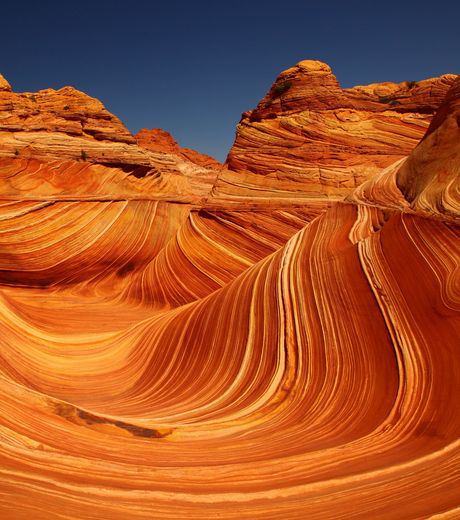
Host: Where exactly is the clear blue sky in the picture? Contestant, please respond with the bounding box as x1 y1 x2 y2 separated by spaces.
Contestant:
1 0 458 161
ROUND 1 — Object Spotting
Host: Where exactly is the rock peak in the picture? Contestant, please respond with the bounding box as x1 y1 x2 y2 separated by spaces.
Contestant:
295 60 332 73
0 73 12 92
279 60 333 77
224 63 457 201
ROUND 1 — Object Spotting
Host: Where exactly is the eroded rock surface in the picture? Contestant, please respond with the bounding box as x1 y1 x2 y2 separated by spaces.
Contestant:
218 60 456 202
0 66 458 520
136 128 221 169
0 79 220 203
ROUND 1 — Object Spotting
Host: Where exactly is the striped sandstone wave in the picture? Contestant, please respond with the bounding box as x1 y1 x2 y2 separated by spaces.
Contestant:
0 70 458 519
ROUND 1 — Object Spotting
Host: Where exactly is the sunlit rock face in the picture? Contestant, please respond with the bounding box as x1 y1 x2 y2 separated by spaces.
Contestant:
0 83 220 203
136 128 221 169
0 69 458 520
219 60 456 202
0 74 11 92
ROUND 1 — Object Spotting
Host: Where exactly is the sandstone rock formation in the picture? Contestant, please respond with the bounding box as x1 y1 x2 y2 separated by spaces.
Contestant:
0 67 458 519
216 60 456 203
0 74 11 92
0 78 220 202
136 128 221 169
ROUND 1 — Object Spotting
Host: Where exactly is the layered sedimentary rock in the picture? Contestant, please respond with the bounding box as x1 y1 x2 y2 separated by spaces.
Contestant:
136 128 221 169
0 80 219 202
0 68 458 519
350 77 460 221
0 157 219 202
216 60 456 202
0 83 135 160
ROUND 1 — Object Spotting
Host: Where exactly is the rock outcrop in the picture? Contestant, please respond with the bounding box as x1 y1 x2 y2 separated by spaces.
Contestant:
351 76 460 221
0 74 11 92
136 128 221 169
215 60 456 203
0 77 220 202
0 83 136 157
0 65 458 520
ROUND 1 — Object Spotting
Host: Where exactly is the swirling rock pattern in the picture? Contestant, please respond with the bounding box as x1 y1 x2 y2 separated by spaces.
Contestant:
218 60 457 202
0 68 458 519
0 157 218 203
0 80 221 203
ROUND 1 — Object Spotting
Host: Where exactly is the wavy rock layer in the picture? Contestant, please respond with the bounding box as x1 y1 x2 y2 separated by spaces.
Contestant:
0 200 458 519
218 60 456 202
0 70 458 519
0 81 220 203
0 157 219 203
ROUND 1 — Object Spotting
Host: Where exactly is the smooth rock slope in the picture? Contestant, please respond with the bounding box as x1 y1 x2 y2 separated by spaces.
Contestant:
0 66 458 519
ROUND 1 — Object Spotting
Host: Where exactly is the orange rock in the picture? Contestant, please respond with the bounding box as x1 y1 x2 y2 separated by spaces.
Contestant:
351 76 460 220
136 128 221 169
0 74 11 92
0 64 458 520
0 75 220 202
397 76 460 218
218 60 456 202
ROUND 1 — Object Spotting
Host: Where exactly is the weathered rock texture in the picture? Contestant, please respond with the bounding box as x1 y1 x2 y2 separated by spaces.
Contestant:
216 60 456 203
0 82 220 202
0 68 458 520
136 128 221 169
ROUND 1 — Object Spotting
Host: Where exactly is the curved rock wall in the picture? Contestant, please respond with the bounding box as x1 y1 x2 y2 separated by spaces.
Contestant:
0 68 458 519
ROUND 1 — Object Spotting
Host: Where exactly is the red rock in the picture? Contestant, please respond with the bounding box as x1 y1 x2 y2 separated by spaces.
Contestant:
136 128 221 169
0 74 11 92
217 60 456 202
351 76 460 220
0 64 458 520
0 75 220 202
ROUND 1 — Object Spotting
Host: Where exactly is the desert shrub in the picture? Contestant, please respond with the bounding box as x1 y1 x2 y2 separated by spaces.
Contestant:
80 150 88 161
272 80 292 98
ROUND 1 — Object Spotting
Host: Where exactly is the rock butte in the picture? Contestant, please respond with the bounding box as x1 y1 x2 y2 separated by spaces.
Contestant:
0 62 458 519
221 59 456 203
135 128 221 169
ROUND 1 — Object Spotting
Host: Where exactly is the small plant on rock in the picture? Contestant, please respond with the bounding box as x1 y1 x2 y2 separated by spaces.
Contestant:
272 80 292 98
